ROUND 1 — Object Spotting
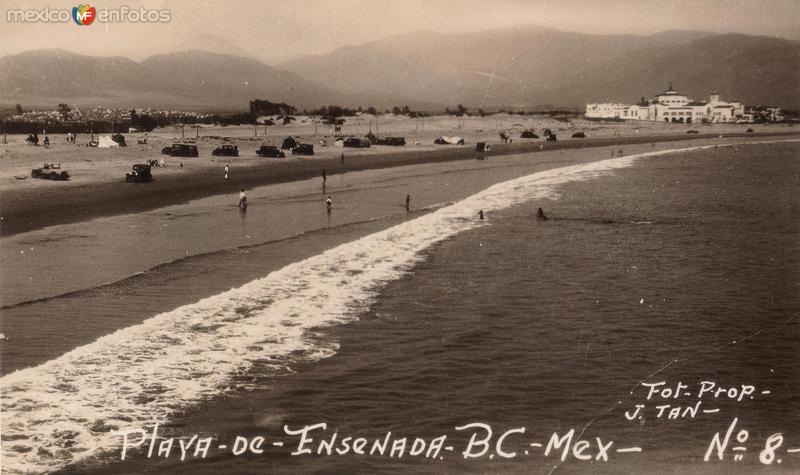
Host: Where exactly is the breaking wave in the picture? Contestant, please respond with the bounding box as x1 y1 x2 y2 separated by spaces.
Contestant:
1 140 795 473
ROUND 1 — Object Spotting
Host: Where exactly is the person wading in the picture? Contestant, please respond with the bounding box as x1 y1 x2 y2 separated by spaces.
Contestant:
239 189 247 210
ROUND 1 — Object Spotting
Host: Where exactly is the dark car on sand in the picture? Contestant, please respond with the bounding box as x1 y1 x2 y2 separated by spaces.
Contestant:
125 164 152 182
162 144 199 157
31 165 70 181
292 144 314 156
256 145 286 158
343 137 371 148
212 145 238 157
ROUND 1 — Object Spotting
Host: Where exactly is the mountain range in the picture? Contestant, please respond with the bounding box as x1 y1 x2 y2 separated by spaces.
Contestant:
1 26 798 111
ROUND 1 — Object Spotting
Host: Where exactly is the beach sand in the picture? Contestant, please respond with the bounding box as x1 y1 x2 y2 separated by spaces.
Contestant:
1 115 794 236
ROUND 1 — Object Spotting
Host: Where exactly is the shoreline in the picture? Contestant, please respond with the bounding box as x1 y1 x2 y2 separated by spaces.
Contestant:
2 131 797 237
66 139 800 474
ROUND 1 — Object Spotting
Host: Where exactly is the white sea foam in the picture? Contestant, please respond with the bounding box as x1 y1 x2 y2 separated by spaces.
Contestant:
1 139 796 473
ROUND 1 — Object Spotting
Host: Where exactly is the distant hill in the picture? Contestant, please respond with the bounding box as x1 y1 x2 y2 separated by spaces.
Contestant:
0 49 359 111
1 27 798 111
279 27 800 109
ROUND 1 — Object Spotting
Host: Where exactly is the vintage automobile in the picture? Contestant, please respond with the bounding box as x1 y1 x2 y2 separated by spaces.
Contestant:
256 145 286 158
520 129 539 139
343 137 371 148
292 144 314 156
212 144 238 157
374 136 406 146
31 163 70 181
162 144 199 157
475 142 491 152
125 164 152 182
571 132 586 138
686 130 700 134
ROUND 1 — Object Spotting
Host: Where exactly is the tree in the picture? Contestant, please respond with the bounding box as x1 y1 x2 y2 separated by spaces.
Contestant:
456 104 468 117
367 106 378 115
401 105 411 115
58 104 71 119
478 108 486 117
392 106 402 115
15 104 23 115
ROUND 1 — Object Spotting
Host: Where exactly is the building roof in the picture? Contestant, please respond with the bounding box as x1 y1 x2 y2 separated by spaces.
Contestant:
687 101 708 106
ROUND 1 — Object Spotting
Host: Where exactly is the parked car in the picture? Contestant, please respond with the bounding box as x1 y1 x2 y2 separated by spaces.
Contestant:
343 137 371 148
257 145 286 158
520 129 539 139
292 144 314 156
31 164 70 181
162 143 199 157
125 164 152 182
475 142 491 152
374 136 406 146
571 132 586 138
212 144 238 157
686 130 700 134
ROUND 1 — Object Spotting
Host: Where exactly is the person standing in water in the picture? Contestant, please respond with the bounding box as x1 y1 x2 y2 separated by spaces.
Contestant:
322 168 327 187
406 194 411 212
536 207 548 220
326 196 333 214
239 189 247 210
478 210 484 220
224 164 230 180
340 152 345 164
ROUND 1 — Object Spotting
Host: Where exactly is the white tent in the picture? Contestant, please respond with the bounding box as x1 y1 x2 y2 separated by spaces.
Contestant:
438 136 465 145
97 135 119 148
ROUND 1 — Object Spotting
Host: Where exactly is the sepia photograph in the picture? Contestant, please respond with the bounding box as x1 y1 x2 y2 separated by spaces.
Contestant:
1 0 798 473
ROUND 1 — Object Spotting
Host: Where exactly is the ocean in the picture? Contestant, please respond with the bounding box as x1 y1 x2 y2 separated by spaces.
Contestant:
1 139 798 474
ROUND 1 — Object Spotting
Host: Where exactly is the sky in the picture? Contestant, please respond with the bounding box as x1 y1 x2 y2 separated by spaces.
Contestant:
2 0 799 64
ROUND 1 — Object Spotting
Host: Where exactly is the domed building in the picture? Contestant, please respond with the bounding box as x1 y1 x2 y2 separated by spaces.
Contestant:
586 84 750 123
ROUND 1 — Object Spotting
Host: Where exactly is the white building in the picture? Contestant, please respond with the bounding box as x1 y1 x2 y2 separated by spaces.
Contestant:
586 85 749 123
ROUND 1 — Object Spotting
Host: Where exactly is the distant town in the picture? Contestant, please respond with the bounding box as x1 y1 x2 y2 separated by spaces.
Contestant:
0 86 794 137
0 100 580 135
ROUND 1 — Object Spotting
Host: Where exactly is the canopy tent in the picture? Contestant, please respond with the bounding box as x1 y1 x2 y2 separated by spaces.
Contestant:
97 135 119 148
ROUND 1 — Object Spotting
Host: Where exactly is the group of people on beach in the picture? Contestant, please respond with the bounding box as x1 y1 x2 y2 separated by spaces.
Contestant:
230 159 550 222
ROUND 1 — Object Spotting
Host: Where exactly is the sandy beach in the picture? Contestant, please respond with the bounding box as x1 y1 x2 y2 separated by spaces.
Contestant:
1 116 795 236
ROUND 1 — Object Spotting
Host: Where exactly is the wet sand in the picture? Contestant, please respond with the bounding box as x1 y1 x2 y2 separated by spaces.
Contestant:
2 131 796 237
